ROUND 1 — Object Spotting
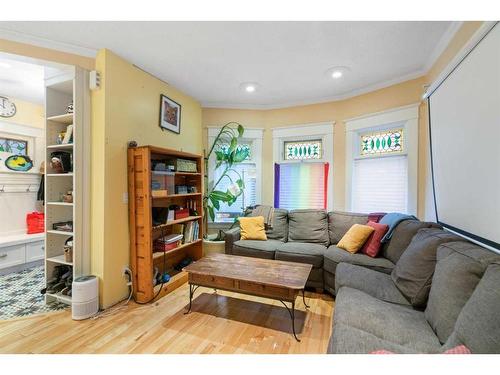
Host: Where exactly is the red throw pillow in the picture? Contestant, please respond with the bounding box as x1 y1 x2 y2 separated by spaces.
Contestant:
360 221 389 258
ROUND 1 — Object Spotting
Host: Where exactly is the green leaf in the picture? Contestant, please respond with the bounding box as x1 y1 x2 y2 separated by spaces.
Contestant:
210 190 232 202
237 124 244 137
229 137 237 152
233 148 249 163
209 195 220 210
215 150 226 161
236 178 244 188
208 205 215 222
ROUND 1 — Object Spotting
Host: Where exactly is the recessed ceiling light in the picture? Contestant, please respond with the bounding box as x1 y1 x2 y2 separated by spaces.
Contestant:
240 82 259 93
0 62 12 69
326 66 351 80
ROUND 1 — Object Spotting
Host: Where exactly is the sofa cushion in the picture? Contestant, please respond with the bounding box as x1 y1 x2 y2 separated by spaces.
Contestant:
444 264 500 353
328 211 368 245
335 263 410 306
333 287 442 353
232 239 282 259
381 220 441 263
337 224 374 254
391 228 463 307
328 322 419 354
288 209 329 246
425 242 500 343
239 216 267 241
266 208 288 242
275 242 326 268
360 221 389 257
324 245 395 275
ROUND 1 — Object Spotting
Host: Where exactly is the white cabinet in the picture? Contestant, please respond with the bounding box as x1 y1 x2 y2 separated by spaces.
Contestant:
0 237 45 271
26 240 45 262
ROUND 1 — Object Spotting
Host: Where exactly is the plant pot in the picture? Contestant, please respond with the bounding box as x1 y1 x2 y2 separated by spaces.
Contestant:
203 233 225 256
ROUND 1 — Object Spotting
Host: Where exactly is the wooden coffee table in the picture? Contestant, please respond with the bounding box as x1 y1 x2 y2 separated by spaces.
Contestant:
183 253 312 341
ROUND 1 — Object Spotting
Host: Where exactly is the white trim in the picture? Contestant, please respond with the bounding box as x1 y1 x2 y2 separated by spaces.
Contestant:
422 22 463 73
345 105 419 215
423 21 498 99
0 28 97 58
272 122 334 211
0 121 44 138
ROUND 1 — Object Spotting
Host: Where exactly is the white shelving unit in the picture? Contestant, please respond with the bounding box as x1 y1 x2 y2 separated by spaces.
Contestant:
44 67 90 307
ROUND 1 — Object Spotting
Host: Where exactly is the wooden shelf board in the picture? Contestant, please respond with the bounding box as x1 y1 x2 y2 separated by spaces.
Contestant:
153 270 189 300
174 172 201 176
47 173 73 177
47 113 73 125
152 216 202 230
47 254 73 266
47 202 73 206
47 230 74 236
47 144 73 149
46 292 72 305
153 192 201 199
152 239 202 260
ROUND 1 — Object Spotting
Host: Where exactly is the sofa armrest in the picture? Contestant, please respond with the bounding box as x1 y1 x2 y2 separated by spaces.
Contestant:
224 227 241 255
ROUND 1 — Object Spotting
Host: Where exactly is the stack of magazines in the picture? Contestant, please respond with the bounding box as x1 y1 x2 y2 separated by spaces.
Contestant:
154 233 183 252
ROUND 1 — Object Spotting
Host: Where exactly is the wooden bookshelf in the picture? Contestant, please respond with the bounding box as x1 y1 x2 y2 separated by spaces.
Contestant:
127 145 204 303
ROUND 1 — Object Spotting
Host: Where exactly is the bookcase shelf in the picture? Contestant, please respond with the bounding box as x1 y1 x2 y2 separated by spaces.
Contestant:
128 146 204 303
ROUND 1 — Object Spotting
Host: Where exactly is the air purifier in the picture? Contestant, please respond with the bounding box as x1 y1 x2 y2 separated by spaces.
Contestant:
72 275 99 320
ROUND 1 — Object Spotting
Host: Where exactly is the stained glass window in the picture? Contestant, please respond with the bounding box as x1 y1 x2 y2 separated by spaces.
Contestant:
0 137 28 156
360 129 403 155
216 143 251 160
284 140 322 160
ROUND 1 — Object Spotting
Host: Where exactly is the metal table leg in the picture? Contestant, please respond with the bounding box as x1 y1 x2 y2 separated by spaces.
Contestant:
302 289 310 309
279 300 300 342
184 284 199 314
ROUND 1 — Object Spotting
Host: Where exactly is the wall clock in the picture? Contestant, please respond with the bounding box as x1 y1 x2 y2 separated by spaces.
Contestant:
0 96 17 118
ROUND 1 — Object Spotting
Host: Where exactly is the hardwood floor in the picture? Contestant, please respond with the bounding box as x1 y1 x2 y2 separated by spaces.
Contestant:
0 282 334 354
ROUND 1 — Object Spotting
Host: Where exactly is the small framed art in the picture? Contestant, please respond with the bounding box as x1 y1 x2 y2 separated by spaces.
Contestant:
159 94 181 134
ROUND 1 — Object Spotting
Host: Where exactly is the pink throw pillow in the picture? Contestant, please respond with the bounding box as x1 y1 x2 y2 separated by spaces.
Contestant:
360 221 389 258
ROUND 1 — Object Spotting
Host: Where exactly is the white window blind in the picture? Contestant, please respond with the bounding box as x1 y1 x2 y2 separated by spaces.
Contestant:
352 155 408 213
276 162 327 210
214 163 257 223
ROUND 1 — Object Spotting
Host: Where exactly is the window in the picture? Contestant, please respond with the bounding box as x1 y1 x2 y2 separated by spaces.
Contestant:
361 129 403 155
207 127 263 224
0 137 27 155
213 161 257 223
346 105 418 215
275 162 329 210
352 155 408 213
284 139 322 160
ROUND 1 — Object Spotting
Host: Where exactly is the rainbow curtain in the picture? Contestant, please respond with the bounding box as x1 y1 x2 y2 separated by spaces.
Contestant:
274 162 329 210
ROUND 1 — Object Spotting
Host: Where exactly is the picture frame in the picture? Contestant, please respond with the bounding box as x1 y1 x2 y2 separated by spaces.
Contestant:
159 94 181 134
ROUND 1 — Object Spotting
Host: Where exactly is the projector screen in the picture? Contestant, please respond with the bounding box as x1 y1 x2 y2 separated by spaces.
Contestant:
428 23 500 250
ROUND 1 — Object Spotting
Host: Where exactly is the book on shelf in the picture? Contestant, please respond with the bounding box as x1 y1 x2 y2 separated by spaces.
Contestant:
154 233 184 252
183 220 199 243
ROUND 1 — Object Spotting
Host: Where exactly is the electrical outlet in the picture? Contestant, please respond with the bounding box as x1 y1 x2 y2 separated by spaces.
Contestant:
122 266 131 277
123 192 129 204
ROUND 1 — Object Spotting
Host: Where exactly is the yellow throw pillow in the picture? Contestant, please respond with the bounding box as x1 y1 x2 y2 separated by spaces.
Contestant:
239 216 267 241
337 224 375 254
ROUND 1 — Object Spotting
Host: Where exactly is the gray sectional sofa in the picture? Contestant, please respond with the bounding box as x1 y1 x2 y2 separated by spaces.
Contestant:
225 208 500 353
329 240 500 353
224 209 439 293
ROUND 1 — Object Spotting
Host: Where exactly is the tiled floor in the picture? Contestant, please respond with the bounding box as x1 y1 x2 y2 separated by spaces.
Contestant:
0 265 67 320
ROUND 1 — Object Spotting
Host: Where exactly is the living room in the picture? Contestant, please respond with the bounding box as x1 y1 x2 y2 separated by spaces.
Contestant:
0 0 499 373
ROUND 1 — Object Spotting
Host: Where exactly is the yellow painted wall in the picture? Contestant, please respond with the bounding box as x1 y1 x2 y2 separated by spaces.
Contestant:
91 49 203 307
203 21 484 220
1 97 44 128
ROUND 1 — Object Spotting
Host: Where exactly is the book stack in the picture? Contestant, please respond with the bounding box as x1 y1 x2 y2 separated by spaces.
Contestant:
154 233 183 253
171 221 199 244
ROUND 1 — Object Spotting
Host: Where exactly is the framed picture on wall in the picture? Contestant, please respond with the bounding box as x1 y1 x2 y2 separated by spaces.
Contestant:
159 94 181 134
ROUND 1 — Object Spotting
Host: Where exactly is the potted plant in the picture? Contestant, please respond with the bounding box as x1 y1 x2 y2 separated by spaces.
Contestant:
203 122 249 246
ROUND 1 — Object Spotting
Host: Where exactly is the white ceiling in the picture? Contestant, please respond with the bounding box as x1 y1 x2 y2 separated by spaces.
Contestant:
0 21 460 109
0 55 45 104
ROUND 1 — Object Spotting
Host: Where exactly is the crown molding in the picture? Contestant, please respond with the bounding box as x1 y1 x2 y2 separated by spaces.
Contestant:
201 69 426 110
0 28 97 58
422 21 463 73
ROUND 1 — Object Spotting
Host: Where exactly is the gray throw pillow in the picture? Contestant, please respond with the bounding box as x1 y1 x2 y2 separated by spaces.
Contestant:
391 228 463 307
